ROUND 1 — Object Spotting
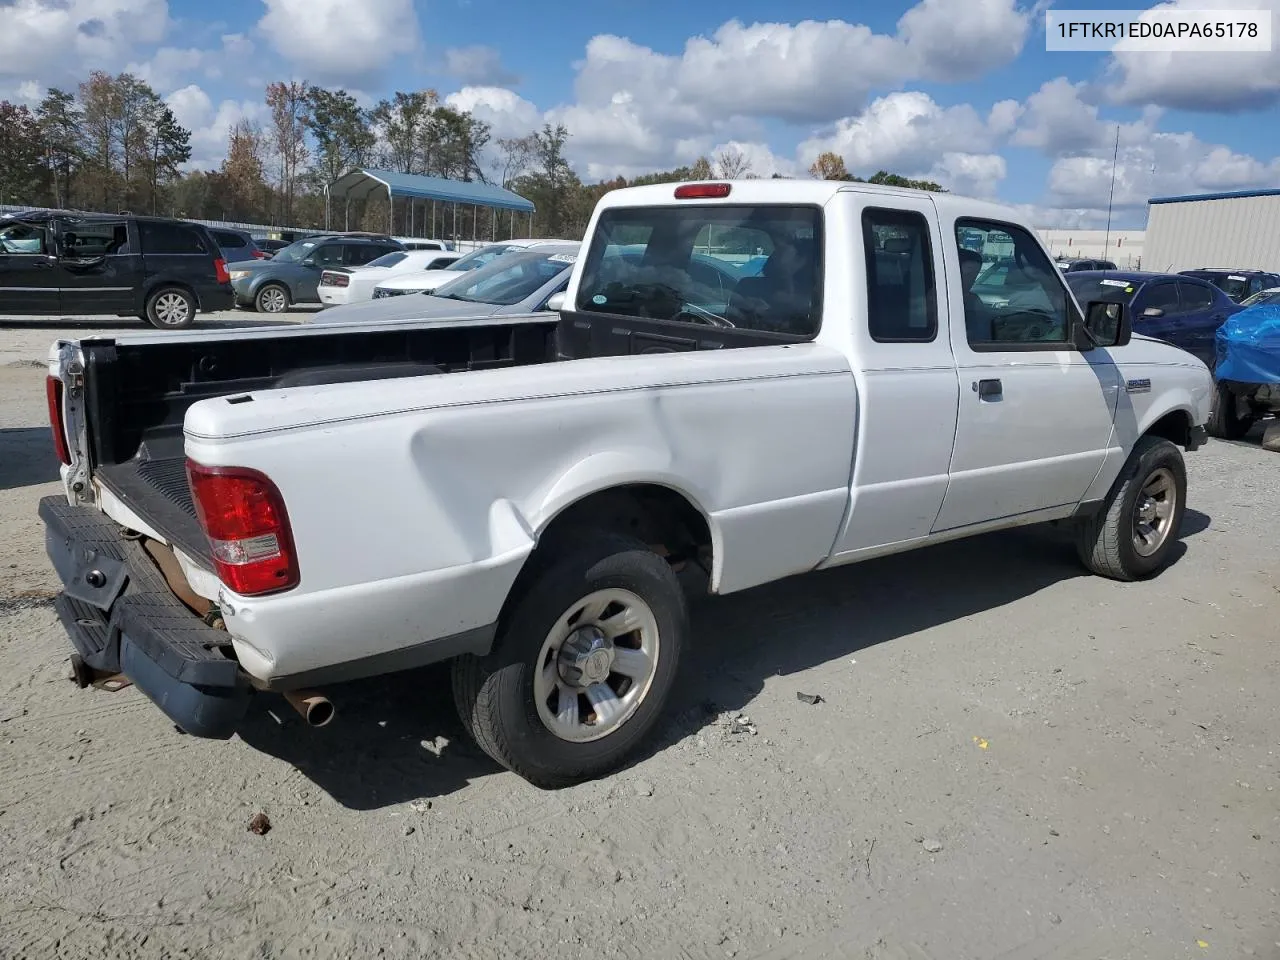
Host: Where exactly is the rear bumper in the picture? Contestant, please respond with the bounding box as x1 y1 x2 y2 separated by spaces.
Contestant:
39 496 251 739
200 285 235 313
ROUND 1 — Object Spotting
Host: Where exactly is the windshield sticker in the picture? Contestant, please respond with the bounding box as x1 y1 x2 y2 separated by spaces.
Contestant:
1099 279 1130 287
1228 275 1247 281
592 294 607 304
547 254 578 264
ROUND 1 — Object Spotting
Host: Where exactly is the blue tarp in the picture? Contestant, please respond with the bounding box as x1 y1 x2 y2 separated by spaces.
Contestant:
1216 303 1280 385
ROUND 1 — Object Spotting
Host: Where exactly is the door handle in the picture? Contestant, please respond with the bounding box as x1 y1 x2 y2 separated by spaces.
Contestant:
34 258 54 269
975 378 1002 401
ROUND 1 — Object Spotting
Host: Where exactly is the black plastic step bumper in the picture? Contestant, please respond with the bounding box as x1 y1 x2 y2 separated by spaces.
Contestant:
39 495 252 738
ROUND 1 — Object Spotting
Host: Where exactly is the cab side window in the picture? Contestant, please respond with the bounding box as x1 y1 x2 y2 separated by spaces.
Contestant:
955 219 1073 348
863 207 937 343
62 221 129 257
310 243 344 267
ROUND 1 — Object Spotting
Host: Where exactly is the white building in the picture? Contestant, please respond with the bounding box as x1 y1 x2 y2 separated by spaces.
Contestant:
1144 189 1280 274
1035 228 1145 269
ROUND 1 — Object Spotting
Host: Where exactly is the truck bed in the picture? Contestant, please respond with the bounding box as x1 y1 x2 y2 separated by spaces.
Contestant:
78 316 560 565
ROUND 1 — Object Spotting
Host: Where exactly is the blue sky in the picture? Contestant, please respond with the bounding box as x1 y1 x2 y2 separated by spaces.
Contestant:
3 0 1279 228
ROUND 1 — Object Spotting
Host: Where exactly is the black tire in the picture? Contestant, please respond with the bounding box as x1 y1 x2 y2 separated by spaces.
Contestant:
1075 435 1187 582
254 283 290 314
452 531 687 789
1206 381 1251 440
144 286 196 329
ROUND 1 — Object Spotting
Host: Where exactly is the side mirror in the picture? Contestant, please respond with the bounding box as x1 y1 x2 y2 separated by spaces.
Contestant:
1080 300 1131 348
544 291 567 312
301 257 317 268
1141 306 1164 318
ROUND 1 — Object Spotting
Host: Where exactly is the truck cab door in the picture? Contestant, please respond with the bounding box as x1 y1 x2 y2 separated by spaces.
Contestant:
0 220 60 313
828 193 960 559
55 219 138 314
932 218 1120 532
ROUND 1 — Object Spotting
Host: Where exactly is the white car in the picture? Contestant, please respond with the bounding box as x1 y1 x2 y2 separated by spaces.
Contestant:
42 179 1212 789
371 237 577 299
317 250 461 307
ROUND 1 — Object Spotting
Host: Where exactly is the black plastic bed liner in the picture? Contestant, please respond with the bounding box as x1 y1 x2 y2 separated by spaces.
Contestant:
96 455 210 566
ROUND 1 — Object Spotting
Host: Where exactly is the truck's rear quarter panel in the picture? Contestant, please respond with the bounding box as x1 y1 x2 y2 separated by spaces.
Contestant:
184 342 857 682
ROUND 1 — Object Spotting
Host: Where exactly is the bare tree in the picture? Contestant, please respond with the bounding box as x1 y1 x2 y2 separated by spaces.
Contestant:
715 146 753 179
265 81 309 223
494 134 537 188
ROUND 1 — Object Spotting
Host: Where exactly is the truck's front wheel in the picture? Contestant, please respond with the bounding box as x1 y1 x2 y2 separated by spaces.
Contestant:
453 532 687 789
1075 435 1187 581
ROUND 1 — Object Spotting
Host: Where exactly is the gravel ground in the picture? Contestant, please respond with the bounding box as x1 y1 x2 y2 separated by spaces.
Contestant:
1 319 1278 960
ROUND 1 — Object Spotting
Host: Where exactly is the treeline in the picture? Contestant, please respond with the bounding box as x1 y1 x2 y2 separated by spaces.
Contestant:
1 73 945 241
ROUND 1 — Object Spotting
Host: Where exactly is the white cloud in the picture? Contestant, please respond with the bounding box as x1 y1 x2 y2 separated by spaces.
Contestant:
709 141 799 179
1105 0 1280 110
568 0 1030 131
0 0 169 84
1012 78 1106 154
896 0 1031 82
798 91 1000 176
445 86 542 141
165 83 269 169
443 46 519 87
257 0 420 86
927 152 1007 197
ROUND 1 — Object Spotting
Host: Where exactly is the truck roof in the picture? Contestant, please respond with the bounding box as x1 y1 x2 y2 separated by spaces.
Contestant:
592 178 1038 234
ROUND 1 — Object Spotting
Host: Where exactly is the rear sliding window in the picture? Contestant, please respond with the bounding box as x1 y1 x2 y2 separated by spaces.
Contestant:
140 221 208 255
576 205 822 338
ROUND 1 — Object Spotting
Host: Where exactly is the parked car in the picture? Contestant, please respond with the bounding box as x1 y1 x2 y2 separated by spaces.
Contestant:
255 238 291 257
1177 268 1280 304
208 227 268 263
0 211 232 328
1239 286 1280 307
372 238 578 298
1206 299 1280 439
1057 258 1118 273
317 250 462 307
1064 270 1241 368
228 233 404 312
972 256 1056 313
392 236 452 251
313 246 578 323
41 179 1211 788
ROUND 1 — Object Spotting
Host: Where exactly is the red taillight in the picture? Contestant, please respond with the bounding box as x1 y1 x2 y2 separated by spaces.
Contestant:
251 250 268 259
674 182 731 199
46 375 70 466
321 272 349 287
186 461 299 596
214 257 230 284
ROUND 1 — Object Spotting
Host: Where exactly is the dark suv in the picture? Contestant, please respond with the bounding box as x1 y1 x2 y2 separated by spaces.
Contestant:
1177 268 1280 303
0 211 233 328
227 233 404 312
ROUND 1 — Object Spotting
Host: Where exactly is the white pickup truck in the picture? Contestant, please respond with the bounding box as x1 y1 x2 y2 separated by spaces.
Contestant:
42 180 1212 788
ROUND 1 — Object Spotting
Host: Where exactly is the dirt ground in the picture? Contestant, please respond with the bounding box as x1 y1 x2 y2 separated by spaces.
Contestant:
1 317 1277 960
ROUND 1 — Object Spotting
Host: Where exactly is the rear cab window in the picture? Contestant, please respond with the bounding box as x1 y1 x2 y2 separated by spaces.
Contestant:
575 204 822 338
863 207 937 342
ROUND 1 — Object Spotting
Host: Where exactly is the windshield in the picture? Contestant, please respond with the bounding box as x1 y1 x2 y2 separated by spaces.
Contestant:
1065 275 1143 306
576 205 821 336
433 250 576 305
270 239 319 263
444 244 518 273
368 251 408 268
1240 288 1280 307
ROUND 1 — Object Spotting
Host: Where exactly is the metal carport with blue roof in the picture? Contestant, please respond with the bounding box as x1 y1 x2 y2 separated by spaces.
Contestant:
326 168 536 243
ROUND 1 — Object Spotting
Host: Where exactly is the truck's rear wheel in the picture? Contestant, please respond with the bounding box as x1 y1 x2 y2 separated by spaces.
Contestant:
452 532 686 789
1207 381 1251 440
1075 435 1186 581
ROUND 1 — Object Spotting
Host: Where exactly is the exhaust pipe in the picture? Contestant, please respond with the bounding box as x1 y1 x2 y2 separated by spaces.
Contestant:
283 689 335 727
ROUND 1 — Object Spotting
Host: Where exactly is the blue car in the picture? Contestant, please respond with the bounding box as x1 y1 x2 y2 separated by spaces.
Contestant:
1065 270 1242 369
